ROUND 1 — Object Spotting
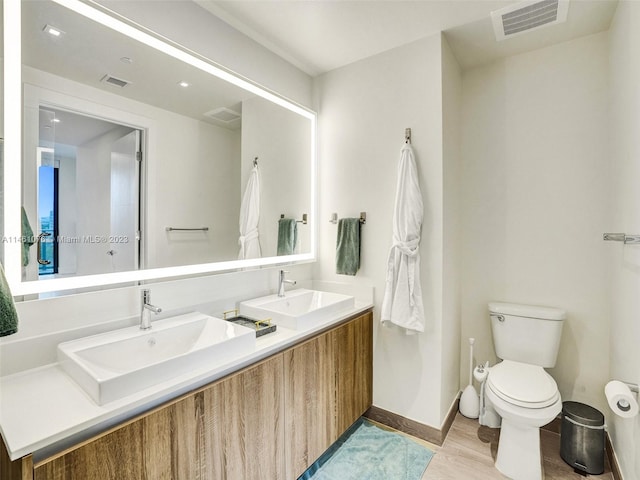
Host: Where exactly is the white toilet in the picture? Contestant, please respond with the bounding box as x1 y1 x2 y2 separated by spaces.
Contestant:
486 302 566 480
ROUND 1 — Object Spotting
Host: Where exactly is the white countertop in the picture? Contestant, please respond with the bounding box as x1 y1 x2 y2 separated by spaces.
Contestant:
0 301 372 461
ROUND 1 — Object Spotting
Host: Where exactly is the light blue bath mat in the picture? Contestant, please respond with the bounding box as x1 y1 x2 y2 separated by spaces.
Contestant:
299 418 434 480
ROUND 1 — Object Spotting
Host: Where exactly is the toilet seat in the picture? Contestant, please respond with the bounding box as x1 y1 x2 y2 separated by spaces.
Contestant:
488 360 559 408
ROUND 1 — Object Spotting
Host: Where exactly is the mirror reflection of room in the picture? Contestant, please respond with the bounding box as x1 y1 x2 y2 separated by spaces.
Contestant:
17 0 313 290
32 107 141 280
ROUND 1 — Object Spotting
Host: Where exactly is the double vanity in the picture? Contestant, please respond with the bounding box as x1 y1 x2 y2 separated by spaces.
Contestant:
0 1 370 478
0 287 373 480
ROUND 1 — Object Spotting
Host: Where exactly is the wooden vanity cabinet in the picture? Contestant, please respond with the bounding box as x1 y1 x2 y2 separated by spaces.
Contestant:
284 310 373 479
284 330 337 478
26 310 372 480
33 354 285 480
334 311 373 434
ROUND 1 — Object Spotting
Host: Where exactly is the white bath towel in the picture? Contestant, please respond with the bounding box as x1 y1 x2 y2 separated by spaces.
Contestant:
238 165 261 259
381 143 425 334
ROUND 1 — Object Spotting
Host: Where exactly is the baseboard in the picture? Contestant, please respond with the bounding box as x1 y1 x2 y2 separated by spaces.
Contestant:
364 397 459 447
606 433 623 480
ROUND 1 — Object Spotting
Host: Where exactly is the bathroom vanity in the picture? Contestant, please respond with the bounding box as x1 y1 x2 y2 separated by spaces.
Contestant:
0 308 373 480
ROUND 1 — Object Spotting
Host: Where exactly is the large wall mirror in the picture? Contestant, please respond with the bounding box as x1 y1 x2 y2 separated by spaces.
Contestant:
3 0 316 296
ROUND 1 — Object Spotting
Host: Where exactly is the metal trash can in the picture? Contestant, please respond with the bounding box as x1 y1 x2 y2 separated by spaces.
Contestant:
560 401 605 475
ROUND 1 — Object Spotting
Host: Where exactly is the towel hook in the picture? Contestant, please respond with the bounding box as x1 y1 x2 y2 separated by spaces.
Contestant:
405 128 411 144
253 156 258 167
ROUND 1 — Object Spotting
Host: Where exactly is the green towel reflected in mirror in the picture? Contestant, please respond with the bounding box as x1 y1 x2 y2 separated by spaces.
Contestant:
277 218 298 256
0 262 19 337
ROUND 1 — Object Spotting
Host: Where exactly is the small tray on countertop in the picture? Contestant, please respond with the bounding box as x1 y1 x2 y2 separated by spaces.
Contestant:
223 310 277 337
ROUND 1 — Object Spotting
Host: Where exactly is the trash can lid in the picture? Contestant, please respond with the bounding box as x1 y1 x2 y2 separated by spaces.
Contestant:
562 401 605 427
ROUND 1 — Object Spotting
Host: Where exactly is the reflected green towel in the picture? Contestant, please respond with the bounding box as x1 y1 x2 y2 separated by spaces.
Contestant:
21 207 34 267
277 218 298 256
0 262 18 337
336 218 360 275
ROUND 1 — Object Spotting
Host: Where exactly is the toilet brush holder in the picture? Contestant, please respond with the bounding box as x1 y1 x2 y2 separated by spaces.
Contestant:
460 384 480 419
460 338 480 419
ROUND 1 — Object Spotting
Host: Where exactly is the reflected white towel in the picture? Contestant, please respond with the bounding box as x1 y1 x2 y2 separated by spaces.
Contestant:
238 165 261 259
381 144 424 334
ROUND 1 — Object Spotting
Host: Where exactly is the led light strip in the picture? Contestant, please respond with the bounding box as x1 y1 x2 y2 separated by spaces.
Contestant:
53 0 314 120
3 0 23 289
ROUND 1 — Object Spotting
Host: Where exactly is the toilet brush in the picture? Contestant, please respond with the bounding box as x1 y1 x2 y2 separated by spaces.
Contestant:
459 338 480 419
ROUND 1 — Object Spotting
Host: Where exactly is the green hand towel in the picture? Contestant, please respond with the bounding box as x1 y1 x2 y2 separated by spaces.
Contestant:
21 207 35 267
277 218 298 256
336 218 360 276
0 262 18 337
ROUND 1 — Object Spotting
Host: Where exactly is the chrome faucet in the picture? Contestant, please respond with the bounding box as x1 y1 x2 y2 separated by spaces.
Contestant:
277 270 296 297
140 289 162 330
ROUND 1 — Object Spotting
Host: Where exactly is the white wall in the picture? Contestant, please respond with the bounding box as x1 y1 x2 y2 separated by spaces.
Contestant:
607 2 640 478
441 35 462 420
56 149 77 275
314 34 459 428
75 126 133 275
147 117 240 267
459 32 611 415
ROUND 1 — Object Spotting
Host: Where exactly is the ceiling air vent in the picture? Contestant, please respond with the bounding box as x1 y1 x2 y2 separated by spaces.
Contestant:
491 0 570 41
101 74 131 88
203 107 241 123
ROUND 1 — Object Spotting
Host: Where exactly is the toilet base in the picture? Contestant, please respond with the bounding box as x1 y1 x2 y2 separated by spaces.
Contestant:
495 419 542 480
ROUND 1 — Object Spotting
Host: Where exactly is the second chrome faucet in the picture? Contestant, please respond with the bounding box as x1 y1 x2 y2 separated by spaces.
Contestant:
140 289 162 330
277 270 296 297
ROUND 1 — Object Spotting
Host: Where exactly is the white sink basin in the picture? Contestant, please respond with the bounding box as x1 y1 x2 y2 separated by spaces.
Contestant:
57 312 255 405
239 289 355 330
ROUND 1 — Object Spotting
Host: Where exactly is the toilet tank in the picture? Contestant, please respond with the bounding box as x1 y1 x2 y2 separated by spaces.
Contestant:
489 302 566 368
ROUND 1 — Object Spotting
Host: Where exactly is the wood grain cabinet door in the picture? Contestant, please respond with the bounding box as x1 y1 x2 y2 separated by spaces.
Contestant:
34 354 285 480
334 311 373 434
215 354 286 480
283 332 336 480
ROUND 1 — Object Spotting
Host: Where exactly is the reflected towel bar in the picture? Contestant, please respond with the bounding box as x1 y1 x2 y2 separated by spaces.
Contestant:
165 227 209 232
603 233 640 245
280 214 307 225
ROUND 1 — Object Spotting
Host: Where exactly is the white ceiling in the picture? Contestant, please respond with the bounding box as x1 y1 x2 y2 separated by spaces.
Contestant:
23 1 253 128
196 0 618 75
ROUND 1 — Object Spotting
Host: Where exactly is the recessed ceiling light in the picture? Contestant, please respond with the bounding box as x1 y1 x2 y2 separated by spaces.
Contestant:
52 118 61 123
178 81 190 88
43 24 65 37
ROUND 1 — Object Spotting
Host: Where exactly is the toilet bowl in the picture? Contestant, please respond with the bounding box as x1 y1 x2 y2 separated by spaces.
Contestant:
487 302 566 480
486 360 562 480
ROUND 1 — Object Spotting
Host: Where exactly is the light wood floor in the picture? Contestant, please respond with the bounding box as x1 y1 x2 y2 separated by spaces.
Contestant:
374 414 614 479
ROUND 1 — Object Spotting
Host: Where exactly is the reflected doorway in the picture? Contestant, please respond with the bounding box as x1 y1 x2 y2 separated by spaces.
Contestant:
36 107 142 278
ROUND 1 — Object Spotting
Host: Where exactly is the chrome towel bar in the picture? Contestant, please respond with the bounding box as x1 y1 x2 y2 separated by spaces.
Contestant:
329 212 366 224
603 233 640 244
165 227 209 232
280 213 307 224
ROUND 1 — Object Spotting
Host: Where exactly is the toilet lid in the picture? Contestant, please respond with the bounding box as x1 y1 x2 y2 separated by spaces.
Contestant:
488 360 558 407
